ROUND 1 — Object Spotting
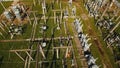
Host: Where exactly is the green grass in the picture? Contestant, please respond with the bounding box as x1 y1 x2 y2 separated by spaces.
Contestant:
0 1 12 14
0 41 29 68
0 0 119 68
0 1 79 68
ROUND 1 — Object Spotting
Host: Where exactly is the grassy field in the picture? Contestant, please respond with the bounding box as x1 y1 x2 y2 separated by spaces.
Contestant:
0 1 78 68
0 0 119 68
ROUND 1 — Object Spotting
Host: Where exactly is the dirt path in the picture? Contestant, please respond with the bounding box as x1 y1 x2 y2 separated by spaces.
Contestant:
74 1 113 68
70 23 88 68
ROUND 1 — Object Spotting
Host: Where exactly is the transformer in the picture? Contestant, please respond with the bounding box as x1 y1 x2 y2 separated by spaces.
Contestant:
3 11 13 21
11 5 21 20
15 10 21 20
